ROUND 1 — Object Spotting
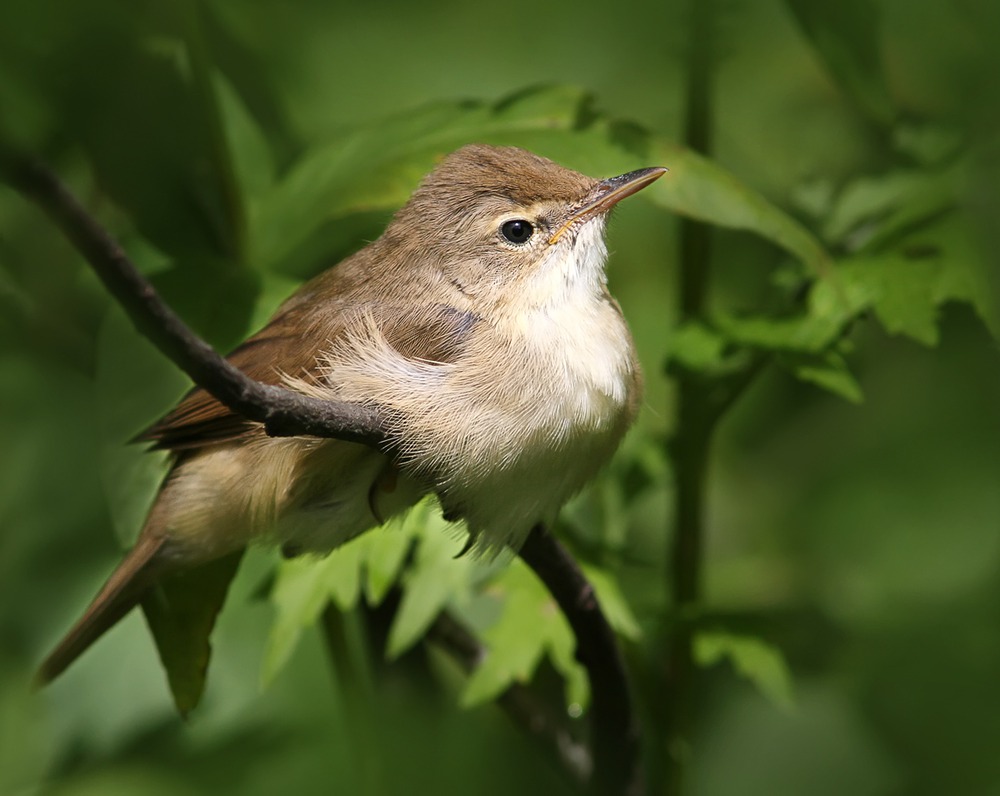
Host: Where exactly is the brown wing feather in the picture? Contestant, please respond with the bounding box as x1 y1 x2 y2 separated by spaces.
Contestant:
138 298 479 452
137 331 317 450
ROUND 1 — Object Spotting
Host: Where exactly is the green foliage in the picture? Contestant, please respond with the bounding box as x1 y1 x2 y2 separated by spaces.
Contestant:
694 631 796 713
2 0 999 794
461 562 586 709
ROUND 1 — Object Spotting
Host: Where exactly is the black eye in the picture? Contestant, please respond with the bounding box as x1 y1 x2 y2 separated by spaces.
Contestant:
501 219 534 244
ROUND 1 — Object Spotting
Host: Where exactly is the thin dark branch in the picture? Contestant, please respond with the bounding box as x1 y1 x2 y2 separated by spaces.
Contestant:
427 611 591 786
0 149 385 447
2 148 642 793
520 526 643 796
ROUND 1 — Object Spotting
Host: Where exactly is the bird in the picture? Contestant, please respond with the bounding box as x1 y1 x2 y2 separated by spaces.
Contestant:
36 143 666 697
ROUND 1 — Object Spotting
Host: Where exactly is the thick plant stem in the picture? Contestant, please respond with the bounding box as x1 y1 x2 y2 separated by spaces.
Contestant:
663 0 716 793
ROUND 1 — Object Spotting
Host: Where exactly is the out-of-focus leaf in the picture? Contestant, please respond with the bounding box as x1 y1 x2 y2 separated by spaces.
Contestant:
646 139 832 279
217 73 275 203
667 321 730 372
695 631 796 713
824 166 958 250
203 1 300 169
143 551 244 716
785 0 894 127
779 350 864 403
95 307 188 545
250 87 831 282
461 562 585 709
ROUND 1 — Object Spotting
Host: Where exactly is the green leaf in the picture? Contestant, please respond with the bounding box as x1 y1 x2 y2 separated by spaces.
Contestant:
143 551 244 716
362 522 413 604
717 212 985 358
667 321 729 372
461 561 586 709
249 86 831 282
217 71 275 203
824 166 958 250
262 535 370 684
262 555 331 685
779 350 864 403
695 631 796 713
580 563 642 642
785 0 894 128
386 502 472 659
646 139 832 279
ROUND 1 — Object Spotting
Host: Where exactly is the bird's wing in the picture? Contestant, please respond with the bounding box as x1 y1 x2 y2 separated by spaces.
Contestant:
137 301 479 452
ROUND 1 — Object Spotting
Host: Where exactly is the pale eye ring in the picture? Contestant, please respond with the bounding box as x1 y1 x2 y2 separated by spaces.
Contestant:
500 219 534 244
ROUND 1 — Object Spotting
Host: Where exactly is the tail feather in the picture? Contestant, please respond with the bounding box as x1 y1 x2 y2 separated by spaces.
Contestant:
35 533 169 686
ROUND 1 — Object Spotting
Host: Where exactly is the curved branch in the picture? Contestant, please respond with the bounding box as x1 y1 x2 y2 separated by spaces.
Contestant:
0 149 385 447
3 148 643 794
520 526 643 796
427 610 591 786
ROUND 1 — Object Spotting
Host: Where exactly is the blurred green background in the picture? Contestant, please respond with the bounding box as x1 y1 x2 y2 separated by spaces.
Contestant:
1 0 999 794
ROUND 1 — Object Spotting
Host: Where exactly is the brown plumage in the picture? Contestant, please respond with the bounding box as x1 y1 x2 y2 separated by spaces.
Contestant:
37 145 664 699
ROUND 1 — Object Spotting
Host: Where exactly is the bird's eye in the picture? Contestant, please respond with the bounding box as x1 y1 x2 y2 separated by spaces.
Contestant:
500 219 534 244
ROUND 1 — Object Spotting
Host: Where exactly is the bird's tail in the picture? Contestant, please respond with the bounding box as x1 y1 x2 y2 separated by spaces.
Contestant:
35 532 168 686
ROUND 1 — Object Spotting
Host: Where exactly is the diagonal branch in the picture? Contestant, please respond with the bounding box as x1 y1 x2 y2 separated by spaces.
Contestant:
520 526 643 796
426 610 591 786
0 148 385 447
2 147 642 795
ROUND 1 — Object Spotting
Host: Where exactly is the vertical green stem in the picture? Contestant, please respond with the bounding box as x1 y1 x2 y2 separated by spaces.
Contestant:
663 0 716 793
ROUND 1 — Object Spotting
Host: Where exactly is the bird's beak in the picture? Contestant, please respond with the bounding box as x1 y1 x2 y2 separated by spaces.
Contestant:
549 166 668 244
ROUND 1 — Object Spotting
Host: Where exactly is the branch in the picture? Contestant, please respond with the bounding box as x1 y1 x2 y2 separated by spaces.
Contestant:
426 611 591 786
520 526 643 796
0 148 385 447
2 148 642 793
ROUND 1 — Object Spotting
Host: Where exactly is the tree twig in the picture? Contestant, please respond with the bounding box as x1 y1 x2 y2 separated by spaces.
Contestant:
2 147 642 794
520 526 643 796
427 610 592 786
0 148 385 447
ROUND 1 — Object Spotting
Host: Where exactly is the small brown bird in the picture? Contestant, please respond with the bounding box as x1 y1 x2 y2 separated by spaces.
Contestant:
37 144 665 692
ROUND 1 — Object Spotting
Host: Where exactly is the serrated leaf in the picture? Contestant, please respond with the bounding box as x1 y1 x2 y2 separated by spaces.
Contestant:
694 631 795 713
824 166 957 250
780 351 864 403
362 523 413 604
386 503 471 658
262 536 366 685
262 555 334 685
461 562 585 709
